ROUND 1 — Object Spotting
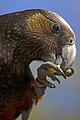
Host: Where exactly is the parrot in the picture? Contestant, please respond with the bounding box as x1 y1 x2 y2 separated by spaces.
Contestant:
0 9 76 120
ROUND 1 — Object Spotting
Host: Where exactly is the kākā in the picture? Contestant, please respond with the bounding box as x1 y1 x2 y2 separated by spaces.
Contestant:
0 9 76 120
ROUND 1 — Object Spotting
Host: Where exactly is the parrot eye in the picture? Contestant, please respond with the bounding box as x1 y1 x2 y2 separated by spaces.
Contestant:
52 23 60 33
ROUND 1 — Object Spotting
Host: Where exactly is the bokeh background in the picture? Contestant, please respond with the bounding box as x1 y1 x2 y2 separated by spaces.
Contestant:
0 0 80 120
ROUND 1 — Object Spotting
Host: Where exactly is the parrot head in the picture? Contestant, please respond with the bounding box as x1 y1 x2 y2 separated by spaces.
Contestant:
26 9 76 75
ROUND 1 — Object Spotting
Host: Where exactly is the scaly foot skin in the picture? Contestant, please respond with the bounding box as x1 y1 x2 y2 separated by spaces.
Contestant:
37 61 67 88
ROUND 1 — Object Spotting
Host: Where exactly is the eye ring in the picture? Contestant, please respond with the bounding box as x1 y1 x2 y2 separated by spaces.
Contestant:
52 23 60 33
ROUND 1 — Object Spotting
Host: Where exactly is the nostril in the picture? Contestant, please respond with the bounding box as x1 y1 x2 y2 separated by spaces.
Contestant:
70 39 73 43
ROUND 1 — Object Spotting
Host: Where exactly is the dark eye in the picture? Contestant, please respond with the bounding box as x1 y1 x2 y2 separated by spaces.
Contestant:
52 23 60 32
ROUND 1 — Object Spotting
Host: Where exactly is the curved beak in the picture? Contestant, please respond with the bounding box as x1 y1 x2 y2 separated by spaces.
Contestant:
60 44 76 71
40 42 76 77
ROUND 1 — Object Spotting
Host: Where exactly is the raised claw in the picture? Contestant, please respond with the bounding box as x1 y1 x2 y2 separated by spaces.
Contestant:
37 61 66 88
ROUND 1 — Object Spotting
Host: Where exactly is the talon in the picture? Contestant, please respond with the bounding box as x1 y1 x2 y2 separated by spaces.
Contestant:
46 71 61 84
50 75 60 84
51 84 56 88
56 78 60 84
57 66 66 79
46 81 55 88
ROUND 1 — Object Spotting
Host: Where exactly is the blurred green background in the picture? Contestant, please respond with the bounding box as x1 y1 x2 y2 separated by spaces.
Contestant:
0 0 80 120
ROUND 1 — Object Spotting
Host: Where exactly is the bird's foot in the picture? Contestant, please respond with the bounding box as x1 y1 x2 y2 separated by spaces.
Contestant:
37 61 67 88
